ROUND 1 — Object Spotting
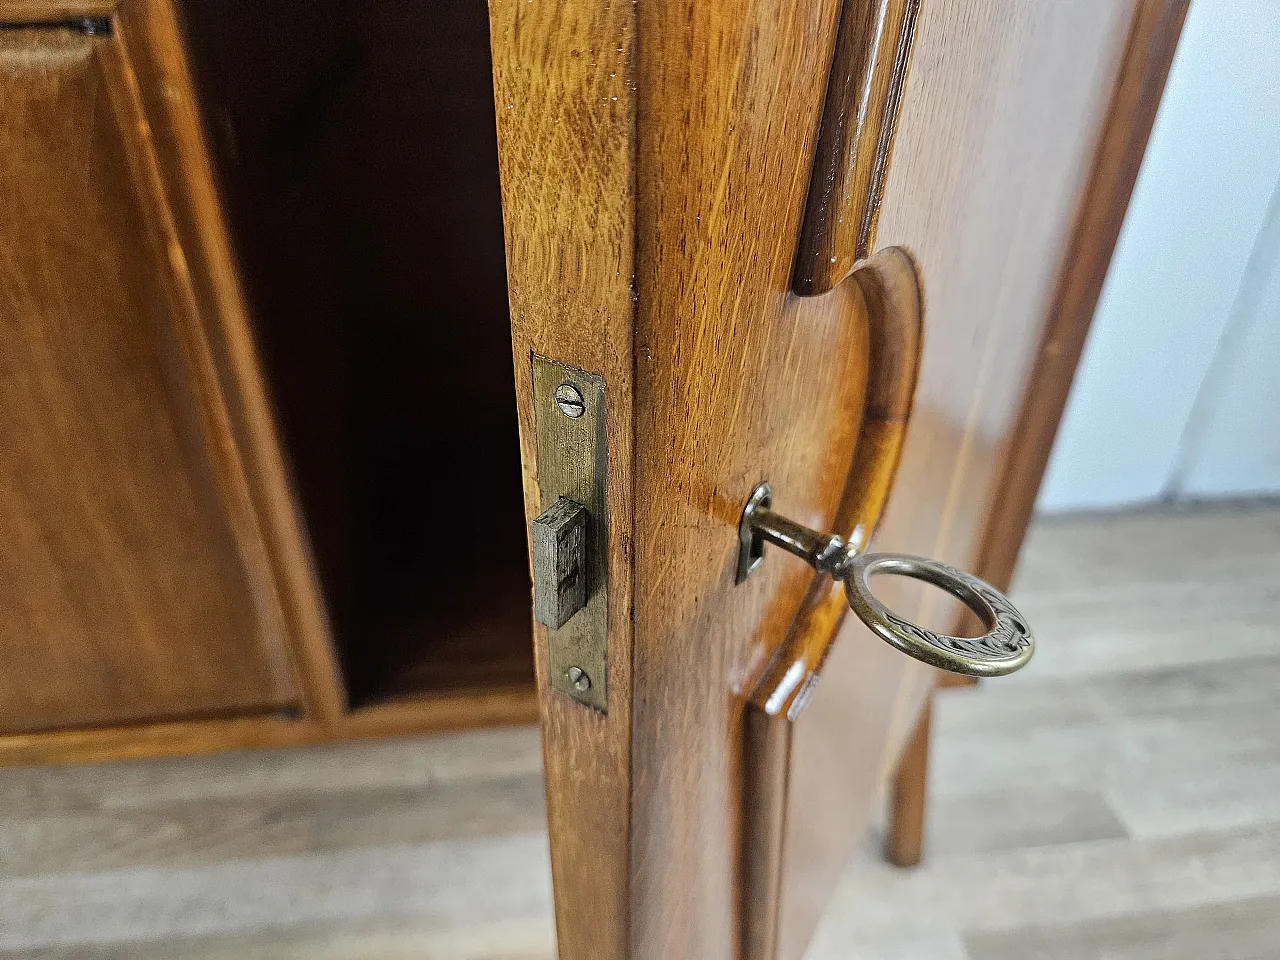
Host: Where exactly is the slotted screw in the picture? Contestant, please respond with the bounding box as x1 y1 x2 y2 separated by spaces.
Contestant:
555 383 586 418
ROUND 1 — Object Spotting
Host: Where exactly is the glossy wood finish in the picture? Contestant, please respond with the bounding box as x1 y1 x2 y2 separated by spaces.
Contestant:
761 3 1186 958
794 0 920 296
492 0 882 954
632 0 879 954
490 1 1185 957
488 0 638 957
0 2 1188 955
747 247 922 719
0 22 302 733
0 0 545 761
0 0 114 18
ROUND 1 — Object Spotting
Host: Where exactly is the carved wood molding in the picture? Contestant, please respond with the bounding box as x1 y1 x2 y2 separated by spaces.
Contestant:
793 0 921 296
748 247 923 718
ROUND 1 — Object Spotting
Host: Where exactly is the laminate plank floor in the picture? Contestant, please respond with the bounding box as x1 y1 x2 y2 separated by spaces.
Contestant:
1 501 1277 959
808 500 1280 960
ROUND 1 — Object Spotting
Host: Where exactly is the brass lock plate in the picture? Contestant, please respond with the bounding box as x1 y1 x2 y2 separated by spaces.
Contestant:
532 356 608 712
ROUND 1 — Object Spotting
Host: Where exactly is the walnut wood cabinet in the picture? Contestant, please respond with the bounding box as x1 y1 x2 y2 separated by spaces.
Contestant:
0 0 1184 956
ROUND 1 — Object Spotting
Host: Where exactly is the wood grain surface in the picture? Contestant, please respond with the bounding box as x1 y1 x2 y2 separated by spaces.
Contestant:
487 0 638 957
968 0 1190 604
0 685 539 769
766 3 1183 958
113 0 348 723
0 0 552 758
876 0 1188 882
0 0 1189 954
0 0 570 762
0 0 114 19
0 23 301 733
491 1 1183 956
631 0 872 955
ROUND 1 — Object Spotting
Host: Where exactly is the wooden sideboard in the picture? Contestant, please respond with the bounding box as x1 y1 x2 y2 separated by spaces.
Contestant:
0 0 1184 956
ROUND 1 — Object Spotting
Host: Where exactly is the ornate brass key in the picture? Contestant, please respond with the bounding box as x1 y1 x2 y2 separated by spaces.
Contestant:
737 482 1034 678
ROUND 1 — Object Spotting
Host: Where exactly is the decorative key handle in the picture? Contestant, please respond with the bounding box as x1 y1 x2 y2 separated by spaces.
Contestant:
737 482 1034 679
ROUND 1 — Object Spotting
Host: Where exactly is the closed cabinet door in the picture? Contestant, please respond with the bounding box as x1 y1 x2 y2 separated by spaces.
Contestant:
0 9 337 735
490 1 1184 959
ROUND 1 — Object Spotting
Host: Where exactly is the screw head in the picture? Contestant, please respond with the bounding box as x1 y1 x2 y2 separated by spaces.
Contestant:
555 383 586 418
566 666 591 691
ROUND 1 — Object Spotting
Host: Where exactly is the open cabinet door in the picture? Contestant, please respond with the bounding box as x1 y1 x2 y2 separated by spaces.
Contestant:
488 1 1186 959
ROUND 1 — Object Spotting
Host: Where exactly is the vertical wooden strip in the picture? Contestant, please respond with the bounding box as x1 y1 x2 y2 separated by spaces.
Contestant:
884 695 931 867
742 707 791 960
487 2 637 959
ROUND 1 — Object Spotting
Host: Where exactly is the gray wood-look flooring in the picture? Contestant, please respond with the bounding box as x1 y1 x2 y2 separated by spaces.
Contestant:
2 502 1277 959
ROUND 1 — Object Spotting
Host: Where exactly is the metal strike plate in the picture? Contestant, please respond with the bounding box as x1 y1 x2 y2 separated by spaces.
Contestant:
532 356 608 712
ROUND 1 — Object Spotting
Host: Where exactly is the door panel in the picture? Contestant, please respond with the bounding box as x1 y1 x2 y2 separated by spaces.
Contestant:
0 22 303 732
761 2 1189 958
491 1 1185 958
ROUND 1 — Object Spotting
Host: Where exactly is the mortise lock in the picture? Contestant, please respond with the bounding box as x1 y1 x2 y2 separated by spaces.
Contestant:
531 357 609 712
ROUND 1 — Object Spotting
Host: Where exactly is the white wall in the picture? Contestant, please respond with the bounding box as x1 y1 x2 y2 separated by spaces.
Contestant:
1037 0 1280 512
1174 188 1280 497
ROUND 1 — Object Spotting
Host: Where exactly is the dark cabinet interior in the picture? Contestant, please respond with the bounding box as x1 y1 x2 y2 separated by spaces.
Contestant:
179 0 535 709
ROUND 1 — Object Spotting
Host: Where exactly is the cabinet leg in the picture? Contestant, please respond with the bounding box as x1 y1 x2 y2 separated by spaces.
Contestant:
885 695 932 867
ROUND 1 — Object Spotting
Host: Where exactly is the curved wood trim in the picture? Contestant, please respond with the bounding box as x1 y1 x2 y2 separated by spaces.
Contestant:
792 0 920 296
747 246 923 718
